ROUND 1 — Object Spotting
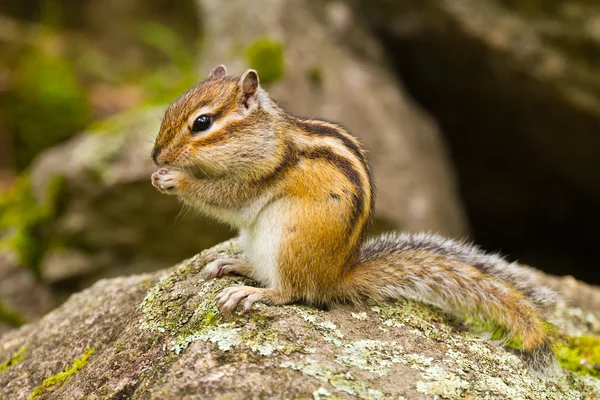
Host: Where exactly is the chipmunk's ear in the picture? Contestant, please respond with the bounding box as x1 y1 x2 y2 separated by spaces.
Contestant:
240 69 259 109
208 65 227 80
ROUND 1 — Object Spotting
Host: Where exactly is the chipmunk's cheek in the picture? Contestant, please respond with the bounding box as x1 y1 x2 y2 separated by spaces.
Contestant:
168 144 195 168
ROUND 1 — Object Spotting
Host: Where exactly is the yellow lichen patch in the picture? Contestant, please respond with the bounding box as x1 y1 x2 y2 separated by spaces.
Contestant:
555 335 600 378
29 348 95 399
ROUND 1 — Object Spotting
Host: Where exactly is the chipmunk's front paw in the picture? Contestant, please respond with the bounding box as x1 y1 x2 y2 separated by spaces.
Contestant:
151 168 183 194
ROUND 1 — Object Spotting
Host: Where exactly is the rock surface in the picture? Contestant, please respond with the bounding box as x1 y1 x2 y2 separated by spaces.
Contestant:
198 0 468 237
355 0 600 282
0 240 599 399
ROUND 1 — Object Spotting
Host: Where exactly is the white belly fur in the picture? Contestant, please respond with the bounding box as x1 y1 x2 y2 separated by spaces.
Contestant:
238 202 284 288
185 193 283 288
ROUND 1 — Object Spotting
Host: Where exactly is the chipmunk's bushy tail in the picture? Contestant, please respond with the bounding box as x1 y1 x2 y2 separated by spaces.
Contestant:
340 232 559 370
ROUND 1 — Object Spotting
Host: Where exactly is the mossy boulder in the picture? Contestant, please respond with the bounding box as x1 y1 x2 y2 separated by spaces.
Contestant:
6 106 232 296
0 240 599 399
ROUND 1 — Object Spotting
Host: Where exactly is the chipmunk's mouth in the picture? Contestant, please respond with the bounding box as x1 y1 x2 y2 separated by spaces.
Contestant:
154 146 188 168
159 147 223 179
167 163 210 179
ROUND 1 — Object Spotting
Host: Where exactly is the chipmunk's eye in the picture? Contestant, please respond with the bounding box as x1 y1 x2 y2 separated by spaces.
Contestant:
191 115 212 133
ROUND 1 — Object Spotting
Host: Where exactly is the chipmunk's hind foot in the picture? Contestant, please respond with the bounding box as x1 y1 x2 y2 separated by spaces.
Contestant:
215 286 290 313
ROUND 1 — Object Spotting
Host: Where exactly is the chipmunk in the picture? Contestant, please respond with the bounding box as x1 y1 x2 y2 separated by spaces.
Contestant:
151 65 558 368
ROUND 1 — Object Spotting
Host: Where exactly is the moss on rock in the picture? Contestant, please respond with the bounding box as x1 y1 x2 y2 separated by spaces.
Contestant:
556 335 600 378
0 174 65 277
245 37 285 84
6 44 91 170
0 345 26 373
29 348 94 399
139 240 241 334
0 301 25 328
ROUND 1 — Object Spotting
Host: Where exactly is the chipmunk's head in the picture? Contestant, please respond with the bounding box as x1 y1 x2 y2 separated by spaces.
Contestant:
151 65 281 177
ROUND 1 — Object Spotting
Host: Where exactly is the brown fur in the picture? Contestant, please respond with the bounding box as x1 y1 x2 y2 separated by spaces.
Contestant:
151 66 557 370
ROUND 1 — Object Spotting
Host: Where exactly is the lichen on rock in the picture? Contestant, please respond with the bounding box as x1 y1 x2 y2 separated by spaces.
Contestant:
0 174 65 277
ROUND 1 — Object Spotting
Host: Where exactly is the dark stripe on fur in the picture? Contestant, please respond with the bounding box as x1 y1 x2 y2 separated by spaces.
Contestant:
300 147 369 238
288 116 375 219
256 139 299 187
288 117 365 164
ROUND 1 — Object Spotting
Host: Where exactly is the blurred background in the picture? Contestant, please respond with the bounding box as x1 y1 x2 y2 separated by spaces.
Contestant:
0 0 599 333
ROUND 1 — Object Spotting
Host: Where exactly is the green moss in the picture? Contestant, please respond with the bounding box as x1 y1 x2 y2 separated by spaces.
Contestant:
463 316 527 349
251 314 269 324
307 67 323 87
202 309 220 327
0 345 26 373
556 335 600 377
0 174 65 277
29 348 95 399
245 38 285 84
0 300 25 328
5 45 90 169
167 288 292 356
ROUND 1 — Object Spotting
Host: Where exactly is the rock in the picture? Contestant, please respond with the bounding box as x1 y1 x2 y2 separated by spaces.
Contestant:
27 107 233 290
0 240 599 399
198 0 468 237
355 0 600 282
